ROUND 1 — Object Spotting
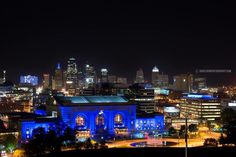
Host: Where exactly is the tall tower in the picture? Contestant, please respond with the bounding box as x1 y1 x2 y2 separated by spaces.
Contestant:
66 58 78 95
152 66 159 87
101 68 108 83
55 63 63 91
85 64 96 88
43 74 50 89
135 68 144 83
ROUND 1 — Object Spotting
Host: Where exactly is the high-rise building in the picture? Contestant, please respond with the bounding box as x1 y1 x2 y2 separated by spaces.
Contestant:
108 75 117 83
65 58 79 95
54 63 63 91
173 74 193 92
43 74 50 89
84 64 96 88
180 94 221 122
158 74 169 88
135 68 144 83
152 66 159 87
101 68 108 83
117 77 128 84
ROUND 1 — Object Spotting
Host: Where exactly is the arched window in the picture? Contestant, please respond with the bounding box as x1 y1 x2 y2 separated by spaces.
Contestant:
96 114 105 126
76 116 85 126
114 114 123 124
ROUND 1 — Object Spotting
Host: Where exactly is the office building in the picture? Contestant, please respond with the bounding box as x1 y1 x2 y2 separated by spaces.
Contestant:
65 58 79 95
180 94 221 122
54 63 63 91
101 68 108 83
43 74 50 89
152 66 159 87
173 74 193 92
135 68 144 83
117 77 128 84
108 75 117 83
84 64 96 88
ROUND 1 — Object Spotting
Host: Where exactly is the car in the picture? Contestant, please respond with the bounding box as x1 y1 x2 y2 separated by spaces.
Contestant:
203 138 218 147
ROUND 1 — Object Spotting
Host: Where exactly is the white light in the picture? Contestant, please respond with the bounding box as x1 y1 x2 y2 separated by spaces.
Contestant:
36 86 43 94
66 81 73 84
228 103 236 107
152 66 159 72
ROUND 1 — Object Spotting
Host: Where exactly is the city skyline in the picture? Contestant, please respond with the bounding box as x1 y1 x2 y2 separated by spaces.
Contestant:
1 2 236 83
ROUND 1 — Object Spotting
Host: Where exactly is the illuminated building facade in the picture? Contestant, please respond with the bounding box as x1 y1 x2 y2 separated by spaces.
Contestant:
43 74 50 89
20 75 39 86
135 68 144 83
65 58 79 95
84 64 96 88
180 94 221 122
117 77 127 84
54 63 63 91
46 96 136 139
173 74 193 92
152 66 159 87
101 68 108 83
19 95 164 141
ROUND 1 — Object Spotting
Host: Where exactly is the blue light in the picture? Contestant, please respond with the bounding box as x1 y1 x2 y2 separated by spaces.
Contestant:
185 94 214 99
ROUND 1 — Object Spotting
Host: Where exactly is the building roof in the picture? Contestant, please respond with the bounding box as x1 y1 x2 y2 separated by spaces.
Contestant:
55 96 129 105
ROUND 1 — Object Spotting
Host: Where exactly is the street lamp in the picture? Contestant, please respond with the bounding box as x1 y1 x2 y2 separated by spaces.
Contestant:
185 117 188 157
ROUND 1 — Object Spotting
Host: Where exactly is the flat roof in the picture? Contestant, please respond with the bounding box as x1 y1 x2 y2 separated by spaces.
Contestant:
55 96 129 105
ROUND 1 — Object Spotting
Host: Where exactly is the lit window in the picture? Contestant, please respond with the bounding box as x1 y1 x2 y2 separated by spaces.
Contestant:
76 116 85 126
96 114 105 125
114 114 123 124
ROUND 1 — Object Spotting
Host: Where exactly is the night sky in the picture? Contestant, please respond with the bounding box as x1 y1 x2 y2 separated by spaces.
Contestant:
1 1 236 83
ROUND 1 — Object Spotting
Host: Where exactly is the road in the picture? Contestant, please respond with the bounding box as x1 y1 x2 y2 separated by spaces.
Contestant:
107 130 222 148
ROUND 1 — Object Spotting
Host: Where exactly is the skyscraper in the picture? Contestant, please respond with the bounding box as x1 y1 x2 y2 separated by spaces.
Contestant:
152 66 159 87
54 63 63 91
43 74 50 89
65 58 78 95
101 68 108 83
84 64 96 88
173 74 193 92
135 68 144 83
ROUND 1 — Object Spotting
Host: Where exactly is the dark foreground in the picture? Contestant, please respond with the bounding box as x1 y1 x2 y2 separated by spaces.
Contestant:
41 147 236 157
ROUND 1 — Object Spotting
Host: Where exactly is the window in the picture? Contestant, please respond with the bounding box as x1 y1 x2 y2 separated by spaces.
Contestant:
76 116 85 126
114 114 123 124
96 114 105 126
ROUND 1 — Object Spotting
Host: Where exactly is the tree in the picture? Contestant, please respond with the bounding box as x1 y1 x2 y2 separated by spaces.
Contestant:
45 129 61 153
3 134 17 153
25 127 47 156
168 127 177 136
62 127 75 146
84 138 93 149
188 124 198 133
179 125 186 137
221 108 236 124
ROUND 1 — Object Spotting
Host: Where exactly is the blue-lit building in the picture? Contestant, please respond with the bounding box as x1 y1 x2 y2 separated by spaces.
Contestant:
19 96 164 141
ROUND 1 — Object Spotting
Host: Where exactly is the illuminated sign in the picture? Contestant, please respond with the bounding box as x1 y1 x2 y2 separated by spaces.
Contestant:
164 107 180 113
186 94 213 99
228 103 236 107
20 75 38 86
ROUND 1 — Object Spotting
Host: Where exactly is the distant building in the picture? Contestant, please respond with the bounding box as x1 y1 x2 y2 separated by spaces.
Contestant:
101 68 108 83
43 74 50 89
54 63 63 91
152 66 159 87
65 58 79 95
130 83 155 113
173 74 193 92
117 77 127 84
84 64 96 88
20 75 39 86
135 68 144 83
193 77 207 91
108 75 117 83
